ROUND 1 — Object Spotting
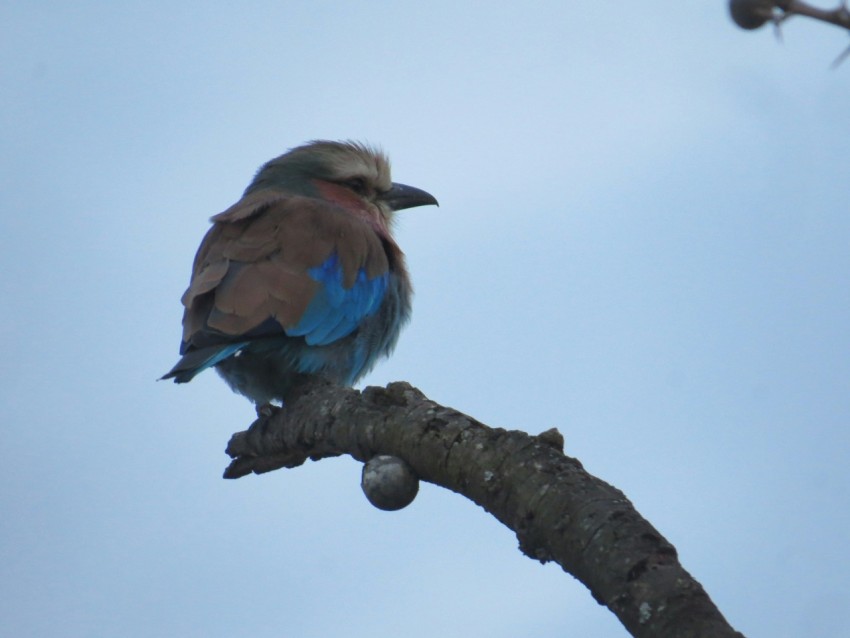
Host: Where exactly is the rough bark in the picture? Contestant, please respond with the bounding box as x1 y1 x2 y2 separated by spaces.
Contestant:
224 380 745 638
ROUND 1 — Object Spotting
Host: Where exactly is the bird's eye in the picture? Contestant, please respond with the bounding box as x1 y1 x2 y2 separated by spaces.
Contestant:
343 177 368 196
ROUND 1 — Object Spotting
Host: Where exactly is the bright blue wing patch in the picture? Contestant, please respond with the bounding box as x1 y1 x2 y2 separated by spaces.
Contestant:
286 253 388 347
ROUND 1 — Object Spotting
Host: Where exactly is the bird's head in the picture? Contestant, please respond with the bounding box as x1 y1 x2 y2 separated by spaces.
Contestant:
244 140 437 236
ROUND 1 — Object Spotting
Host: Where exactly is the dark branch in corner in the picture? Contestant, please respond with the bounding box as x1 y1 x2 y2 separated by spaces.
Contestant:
730 1 850 66
224 380 745 638
730 0 850 31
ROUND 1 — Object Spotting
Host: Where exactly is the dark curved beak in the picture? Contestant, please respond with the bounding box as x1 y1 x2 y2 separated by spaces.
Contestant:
380 182 439 211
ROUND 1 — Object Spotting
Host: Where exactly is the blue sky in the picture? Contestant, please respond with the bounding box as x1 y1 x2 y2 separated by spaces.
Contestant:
2 2 848 637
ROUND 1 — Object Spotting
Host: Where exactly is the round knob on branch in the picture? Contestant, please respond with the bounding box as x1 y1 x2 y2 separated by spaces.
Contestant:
729 0 775 30
361 455 419 511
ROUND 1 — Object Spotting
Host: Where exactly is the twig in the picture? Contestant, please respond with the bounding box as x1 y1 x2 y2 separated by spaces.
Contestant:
729 0 850 31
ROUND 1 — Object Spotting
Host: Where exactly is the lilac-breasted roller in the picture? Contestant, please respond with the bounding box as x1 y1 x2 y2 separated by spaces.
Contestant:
162 141 437 405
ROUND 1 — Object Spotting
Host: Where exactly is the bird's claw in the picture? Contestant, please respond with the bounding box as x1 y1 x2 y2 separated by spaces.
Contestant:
256 403 279 419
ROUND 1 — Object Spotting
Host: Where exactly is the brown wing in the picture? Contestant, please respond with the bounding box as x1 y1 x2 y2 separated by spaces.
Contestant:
179 191 390 351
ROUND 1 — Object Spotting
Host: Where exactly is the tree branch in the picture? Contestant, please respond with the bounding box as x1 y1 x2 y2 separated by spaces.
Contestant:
729 0 850 32
224 380 745 638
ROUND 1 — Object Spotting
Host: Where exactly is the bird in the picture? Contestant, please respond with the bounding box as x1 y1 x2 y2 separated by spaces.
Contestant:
162 140 438 406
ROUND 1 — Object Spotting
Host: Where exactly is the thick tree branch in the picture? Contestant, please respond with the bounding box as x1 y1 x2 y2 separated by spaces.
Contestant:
225 381 745 638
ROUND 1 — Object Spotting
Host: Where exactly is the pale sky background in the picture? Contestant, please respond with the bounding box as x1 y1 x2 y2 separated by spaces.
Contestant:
2 2 848 637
